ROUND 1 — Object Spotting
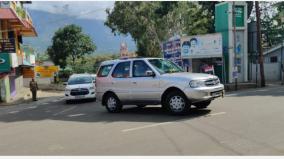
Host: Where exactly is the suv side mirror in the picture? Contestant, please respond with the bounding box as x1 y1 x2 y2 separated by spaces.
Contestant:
146 70 155 77
63 82 68 86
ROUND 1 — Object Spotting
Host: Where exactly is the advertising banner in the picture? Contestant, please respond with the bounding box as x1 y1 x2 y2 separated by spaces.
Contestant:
181 33 222 59
162 39 182 67
0 53 11 72
0 39 16 53
35 66 59 78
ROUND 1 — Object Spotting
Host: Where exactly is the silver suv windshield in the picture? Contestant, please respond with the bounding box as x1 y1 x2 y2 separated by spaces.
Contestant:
148 59 184 74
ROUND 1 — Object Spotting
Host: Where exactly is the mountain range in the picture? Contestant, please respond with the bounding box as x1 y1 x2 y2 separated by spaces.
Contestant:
23 10 137 54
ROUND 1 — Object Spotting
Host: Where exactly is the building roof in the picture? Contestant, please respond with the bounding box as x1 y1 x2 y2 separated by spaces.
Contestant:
0 8 37 37
263 43 283 56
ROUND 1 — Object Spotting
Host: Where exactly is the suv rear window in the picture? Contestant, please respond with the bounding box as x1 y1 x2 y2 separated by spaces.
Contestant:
97 64 113 77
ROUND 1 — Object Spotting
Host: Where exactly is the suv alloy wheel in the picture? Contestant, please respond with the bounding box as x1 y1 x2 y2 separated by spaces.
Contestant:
105 94 122 113
165 91 190 115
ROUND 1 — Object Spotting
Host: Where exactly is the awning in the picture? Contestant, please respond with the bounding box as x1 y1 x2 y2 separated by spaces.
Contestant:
20 19 37 37
0 8 26 28
0 8 37 37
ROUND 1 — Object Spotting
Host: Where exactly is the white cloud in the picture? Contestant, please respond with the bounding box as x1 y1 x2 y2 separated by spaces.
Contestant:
25 1 114 20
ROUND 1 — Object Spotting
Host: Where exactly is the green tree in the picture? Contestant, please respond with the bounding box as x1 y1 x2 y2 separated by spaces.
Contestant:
47 24 96 69
105 2 210 57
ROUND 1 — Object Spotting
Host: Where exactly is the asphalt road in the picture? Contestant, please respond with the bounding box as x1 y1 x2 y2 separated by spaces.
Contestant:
0 85 284 155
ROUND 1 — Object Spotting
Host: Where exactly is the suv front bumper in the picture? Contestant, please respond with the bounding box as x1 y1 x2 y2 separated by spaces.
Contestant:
183 84 224 103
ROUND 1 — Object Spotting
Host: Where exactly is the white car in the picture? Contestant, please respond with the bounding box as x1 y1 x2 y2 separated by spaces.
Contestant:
64 74 96 103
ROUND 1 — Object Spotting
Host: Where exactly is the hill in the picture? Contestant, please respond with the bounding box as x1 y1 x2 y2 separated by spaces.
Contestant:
23 10 136 54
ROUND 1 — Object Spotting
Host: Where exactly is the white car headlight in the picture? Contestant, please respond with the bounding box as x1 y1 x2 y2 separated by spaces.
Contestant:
189 80 205 88
89 86 95 90
65 88 71 92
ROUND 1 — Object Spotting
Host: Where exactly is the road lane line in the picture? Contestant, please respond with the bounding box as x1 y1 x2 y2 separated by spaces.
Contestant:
122 112 226 133
204 112 226 117
53 106 76 116
122 122 174 132
8 111 19 114
67 113 85 117
225 93 238 97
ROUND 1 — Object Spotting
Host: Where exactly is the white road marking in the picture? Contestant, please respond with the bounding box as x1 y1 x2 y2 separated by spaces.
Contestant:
204 112 226 117
225 93 238 97
122 122 174 132
27 106 37 109
53 106 76 116
8 111 19 114
67 113 85 117
122 112 226 133
41 103 49 105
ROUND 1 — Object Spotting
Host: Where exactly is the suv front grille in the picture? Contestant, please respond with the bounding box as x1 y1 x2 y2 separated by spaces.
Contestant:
205 78 220 86
70 88 89 96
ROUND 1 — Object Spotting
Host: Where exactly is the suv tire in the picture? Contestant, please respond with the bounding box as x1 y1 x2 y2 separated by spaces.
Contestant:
165 91 190 115
105 93 122 113
194 100 211 109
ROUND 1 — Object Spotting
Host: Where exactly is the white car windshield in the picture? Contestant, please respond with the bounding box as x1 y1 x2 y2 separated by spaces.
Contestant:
68 76 93 85
148 59 184 74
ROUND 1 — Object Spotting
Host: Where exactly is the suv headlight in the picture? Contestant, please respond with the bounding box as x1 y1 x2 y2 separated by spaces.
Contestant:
189 80 205 88
89 86 95 90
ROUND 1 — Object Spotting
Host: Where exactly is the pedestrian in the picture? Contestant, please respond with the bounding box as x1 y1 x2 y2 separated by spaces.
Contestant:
29 78 39 101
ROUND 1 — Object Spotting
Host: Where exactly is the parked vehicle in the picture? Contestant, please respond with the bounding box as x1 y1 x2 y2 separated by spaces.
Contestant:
64 74 96 103
96 58 224 115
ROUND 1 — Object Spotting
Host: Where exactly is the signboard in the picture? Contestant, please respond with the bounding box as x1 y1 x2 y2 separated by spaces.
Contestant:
23 67 35 78
35 66 59 78
181 33 222 59
235 6 244 27
0 53 11 72
0 39 16 53
10 53 18 68
162 39 182 66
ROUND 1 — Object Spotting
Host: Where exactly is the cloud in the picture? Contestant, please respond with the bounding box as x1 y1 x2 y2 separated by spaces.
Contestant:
25 1 114 20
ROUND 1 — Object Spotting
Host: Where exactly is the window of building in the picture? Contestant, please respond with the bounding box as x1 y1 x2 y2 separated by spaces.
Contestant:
270 56 278 63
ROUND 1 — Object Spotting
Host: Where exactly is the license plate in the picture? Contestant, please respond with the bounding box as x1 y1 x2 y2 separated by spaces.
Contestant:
75 95 85 99
211 91 222 97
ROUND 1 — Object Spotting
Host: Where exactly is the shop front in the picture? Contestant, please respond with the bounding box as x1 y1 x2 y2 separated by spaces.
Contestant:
162 33 225 82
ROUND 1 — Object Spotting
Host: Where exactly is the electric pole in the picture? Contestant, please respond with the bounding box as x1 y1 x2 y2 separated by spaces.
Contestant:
255 1 266 87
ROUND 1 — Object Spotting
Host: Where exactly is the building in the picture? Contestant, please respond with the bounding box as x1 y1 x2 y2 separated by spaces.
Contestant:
215 1 248 83
0 1 37 103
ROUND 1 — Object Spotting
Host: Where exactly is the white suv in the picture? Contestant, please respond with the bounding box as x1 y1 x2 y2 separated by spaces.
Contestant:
64 74 96 103
96 58 224 115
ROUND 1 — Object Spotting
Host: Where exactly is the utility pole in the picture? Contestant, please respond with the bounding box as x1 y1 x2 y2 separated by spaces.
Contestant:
255 1 266 87
232 2 238 90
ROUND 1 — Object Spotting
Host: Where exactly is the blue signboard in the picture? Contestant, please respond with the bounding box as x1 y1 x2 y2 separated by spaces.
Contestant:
0 53 11 72
162 39 182 67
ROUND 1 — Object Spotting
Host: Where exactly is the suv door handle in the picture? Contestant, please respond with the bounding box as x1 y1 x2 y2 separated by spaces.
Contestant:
132 82 137 84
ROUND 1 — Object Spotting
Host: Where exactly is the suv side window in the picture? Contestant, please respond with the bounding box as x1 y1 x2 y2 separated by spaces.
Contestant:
133 60 153 77
112 61 130 78
97 64 113 77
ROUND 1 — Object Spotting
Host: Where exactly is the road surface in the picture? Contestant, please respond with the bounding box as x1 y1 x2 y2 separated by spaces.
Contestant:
0 86 284 155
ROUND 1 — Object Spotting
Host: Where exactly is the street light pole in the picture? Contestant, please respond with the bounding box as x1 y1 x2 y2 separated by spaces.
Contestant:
281 17 284 85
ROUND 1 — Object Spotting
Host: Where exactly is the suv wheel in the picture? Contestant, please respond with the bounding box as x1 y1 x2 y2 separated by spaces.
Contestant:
105 94 122 113
165 91 190 115
194 100 211 109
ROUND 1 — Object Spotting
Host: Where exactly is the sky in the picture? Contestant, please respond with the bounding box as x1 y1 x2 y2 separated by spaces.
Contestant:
26 1 115 20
